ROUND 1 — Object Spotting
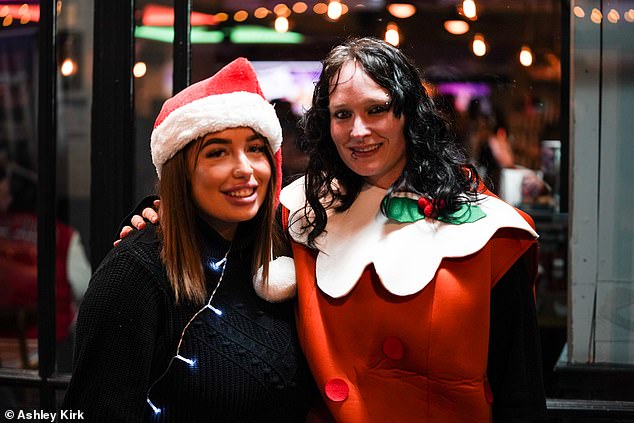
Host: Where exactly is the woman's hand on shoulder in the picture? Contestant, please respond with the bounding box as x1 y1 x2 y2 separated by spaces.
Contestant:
113 200 161 246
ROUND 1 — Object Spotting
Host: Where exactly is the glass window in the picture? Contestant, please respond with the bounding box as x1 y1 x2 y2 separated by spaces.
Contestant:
569 0 634 364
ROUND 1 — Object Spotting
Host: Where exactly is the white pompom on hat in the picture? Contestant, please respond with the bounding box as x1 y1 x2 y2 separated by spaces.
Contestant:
253 256 297 302
150 57 282 178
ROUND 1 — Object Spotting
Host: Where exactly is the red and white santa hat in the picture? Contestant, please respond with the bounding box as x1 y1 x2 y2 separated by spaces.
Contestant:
150 57 282 178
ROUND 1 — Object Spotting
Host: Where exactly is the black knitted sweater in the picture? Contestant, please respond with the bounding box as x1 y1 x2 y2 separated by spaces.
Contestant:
63 219 314 422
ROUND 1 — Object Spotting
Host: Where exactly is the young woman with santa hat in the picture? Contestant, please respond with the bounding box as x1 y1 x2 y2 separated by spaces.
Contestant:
63 58 314 422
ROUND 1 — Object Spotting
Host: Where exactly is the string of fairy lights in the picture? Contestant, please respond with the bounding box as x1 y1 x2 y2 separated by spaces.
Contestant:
146 247 231 415
41 0 634 79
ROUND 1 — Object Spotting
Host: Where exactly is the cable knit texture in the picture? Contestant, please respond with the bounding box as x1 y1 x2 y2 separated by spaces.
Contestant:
63 220 314 422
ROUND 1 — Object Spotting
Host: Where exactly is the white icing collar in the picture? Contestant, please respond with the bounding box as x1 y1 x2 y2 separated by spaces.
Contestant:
280 177 538 298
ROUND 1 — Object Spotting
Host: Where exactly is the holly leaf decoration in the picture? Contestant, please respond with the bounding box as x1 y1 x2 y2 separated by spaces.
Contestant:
382 195 486 224
382 196 425 223
438 202 486 224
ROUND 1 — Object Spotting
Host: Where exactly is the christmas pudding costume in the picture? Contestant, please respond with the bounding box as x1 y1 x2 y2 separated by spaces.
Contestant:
278 177 540 422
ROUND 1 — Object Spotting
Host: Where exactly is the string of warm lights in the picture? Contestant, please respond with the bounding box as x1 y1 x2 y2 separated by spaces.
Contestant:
0 3 37 26
574 5 634 23
50 0 634 78
207 1 350 31
145 247 231 415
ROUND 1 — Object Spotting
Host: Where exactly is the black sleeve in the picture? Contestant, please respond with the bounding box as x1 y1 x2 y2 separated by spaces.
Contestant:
62 249 163 422
488 256 548 423
114 195 159 238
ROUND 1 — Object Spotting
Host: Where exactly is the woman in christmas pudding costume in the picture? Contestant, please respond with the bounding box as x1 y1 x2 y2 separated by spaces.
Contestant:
63 58 314 422
123 39 547 422
272 37 547 422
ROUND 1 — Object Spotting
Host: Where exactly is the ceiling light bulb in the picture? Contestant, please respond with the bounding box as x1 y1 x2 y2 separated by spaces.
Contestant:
463 0 477 19
387 3 416 19
254 7 270 19
61 58 76 76
607 9 620 23
385 22 400 46
590 8 602 23
133 62 147 78
274 3 291 17
233 10 248 22
292 2 308 14
472 33 486 56
275 15 289 32
573 6 585 18
215 12 228 22
519 46 533 67
444 20 469 35
313 3 328 15
327 1 342 20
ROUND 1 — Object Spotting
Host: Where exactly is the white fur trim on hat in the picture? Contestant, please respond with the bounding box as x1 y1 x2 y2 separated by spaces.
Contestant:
253 256 297 302
150 91 282 177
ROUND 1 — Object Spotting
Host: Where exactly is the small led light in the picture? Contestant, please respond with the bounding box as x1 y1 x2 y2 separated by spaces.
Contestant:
175 355 196 366
207 257 227 273
147 398 161 414
206 304 223 316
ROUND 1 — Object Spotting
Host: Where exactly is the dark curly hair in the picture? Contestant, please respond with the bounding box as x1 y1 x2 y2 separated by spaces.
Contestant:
300 37 480 247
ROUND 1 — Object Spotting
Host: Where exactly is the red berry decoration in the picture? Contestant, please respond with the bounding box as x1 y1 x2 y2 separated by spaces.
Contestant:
417 197 445 218
417 197 434 217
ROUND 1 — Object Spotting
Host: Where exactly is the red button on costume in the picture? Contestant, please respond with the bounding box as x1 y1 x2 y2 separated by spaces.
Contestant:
382 336 404 361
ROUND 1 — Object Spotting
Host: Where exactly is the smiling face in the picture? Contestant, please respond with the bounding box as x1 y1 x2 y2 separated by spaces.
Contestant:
188 127 272 240
328 61 407 189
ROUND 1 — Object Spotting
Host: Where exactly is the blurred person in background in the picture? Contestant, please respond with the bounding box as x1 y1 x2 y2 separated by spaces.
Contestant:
0 162 91 371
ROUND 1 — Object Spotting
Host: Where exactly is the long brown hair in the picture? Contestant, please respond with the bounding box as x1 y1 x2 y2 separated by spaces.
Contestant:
158 134 277 305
